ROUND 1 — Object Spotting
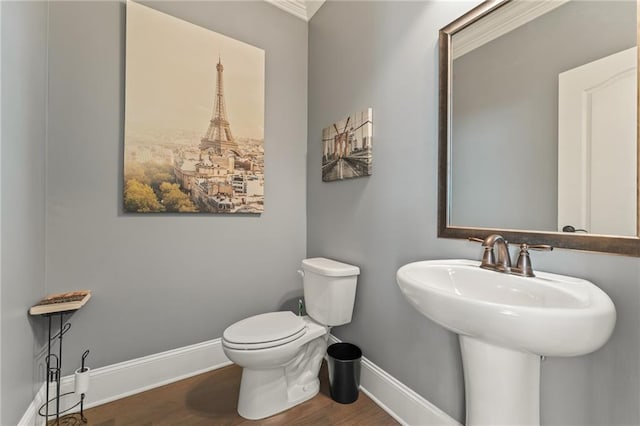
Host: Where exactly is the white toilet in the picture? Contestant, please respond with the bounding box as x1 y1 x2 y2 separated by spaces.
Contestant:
222 257 360 420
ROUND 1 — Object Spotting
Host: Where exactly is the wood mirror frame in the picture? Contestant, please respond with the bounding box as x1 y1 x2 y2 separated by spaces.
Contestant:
437 0 640 256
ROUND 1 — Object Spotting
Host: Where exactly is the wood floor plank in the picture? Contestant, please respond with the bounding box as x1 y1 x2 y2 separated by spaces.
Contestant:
53 362 399 425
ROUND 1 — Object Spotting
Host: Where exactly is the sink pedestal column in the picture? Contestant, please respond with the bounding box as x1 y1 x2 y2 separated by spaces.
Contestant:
460 336 540 426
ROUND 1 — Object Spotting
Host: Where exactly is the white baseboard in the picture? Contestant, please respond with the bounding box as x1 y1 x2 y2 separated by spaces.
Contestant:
18 338 231 426
328 335 460 426
17 387 44 426
20 335 459 426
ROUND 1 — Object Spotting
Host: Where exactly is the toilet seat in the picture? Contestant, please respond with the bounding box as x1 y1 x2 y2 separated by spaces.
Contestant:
223 311 307 350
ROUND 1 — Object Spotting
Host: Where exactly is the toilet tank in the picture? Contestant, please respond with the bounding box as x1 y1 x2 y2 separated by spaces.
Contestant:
301 257 360 326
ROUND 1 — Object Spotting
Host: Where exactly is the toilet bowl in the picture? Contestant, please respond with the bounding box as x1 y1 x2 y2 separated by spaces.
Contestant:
222 312 328 419
221 257 360 420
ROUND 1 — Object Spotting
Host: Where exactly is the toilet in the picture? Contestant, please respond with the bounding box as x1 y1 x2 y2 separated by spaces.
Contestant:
222 257 360 420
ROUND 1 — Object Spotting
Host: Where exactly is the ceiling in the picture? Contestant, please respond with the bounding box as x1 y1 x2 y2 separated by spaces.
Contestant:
265 0 326 21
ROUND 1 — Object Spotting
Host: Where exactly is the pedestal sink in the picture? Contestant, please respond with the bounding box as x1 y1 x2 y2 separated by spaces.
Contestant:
396 259 616 426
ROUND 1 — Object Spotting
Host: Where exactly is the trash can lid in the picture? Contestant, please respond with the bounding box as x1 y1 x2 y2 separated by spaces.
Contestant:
328 342 362 360
223 311 305 344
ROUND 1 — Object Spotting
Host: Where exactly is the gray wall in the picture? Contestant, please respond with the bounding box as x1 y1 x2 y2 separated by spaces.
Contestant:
46 1 308 373
451 1 636 231
1 2 48 424
3 1 639 424
308 1 640 425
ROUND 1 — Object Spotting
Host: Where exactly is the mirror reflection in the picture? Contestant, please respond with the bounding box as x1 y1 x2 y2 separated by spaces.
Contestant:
448 0 637 237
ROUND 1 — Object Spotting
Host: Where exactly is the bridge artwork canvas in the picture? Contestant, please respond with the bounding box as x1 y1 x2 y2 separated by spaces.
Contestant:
124 2 265 214
322 109 373 182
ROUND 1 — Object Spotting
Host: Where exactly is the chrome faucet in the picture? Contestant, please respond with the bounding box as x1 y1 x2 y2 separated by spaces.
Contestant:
469 235 553 277
481 234 511 272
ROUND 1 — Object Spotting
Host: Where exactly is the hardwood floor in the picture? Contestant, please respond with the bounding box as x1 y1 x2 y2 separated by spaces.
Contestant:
54 362 399 425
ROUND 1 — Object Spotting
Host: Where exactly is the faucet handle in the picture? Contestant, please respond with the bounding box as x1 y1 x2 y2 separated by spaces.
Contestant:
527 244 553 252
468 237 495 268
512 243 535 277
511 243 552 277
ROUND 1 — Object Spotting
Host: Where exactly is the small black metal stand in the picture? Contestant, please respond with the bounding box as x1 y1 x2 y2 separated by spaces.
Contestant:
35 311 88 425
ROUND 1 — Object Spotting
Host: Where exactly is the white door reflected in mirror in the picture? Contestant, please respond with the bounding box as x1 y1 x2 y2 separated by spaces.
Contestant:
558 47 637 236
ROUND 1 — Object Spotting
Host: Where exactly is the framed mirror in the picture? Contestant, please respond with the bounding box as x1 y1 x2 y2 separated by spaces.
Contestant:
438 0 640 256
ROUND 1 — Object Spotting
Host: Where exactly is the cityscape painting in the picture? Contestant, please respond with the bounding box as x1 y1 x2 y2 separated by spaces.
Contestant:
124 2 265 214
322 109 373 182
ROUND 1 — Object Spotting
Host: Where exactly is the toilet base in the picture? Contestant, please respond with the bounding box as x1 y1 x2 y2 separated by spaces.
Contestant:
236 336 327 420
238 368 320 420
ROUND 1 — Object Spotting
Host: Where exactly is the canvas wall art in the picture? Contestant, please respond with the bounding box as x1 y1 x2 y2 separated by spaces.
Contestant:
322 109 373 182
124 2 265 213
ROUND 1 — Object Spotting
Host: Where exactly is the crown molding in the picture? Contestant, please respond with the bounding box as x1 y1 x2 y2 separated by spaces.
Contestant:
265 0 326 22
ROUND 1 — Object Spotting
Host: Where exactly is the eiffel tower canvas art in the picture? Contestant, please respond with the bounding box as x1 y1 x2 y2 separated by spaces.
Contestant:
124 2 265 214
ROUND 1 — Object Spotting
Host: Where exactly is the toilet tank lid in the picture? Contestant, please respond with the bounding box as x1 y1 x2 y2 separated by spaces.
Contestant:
302 257 360 277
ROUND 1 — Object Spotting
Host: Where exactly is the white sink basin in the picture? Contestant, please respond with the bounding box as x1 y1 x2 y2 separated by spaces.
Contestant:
397 259 616 425
396 259 615 356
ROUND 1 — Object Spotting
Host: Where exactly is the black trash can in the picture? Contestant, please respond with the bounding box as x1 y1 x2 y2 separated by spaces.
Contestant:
327 342 362 404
